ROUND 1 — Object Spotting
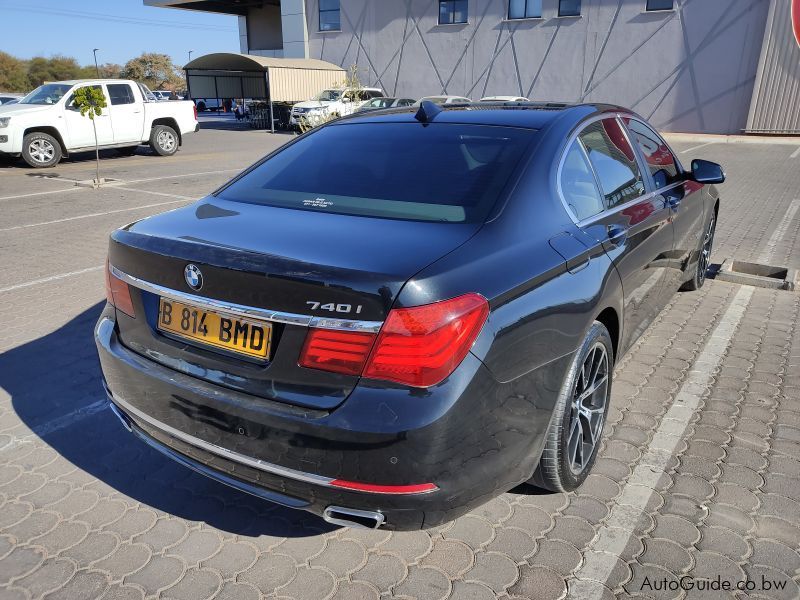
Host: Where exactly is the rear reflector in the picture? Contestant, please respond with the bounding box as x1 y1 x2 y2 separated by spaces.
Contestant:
298 293 489 388
105 260 136 318
363 293 489 387
299 329 376 376
329 479 438 494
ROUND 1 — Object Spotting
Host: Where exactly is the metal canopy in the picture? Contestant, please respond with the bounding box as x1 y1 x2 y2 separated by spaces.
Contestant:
184 53 345 103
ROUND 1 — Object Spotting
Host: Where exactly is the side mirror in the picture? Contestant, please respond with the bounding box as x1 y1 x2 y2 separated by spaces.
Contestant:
342 97 351 103
690 159 725 184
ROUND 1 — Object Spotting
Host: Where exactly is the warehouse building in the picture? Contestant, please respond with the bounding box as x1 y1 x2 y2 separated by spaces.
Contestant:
147 0 800 134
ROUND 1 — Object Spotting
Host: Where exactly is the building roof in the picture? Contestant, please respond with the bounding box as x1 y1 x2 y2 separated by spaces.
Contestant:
184 53 344 72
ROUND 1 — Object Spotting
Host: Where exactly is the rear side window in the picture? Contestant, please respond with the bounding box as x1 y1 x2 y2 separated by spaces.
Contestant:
624 118 679 189
579 119 645 208
217 123 534 223
107 84 135 106
560 139 604 221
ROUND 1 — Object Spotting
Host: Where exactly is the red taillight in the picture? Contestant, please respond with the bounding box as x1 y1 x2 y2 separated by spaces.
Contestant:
299 329 376 376
105 260 136 318
193 104 198 120
299 293 489 388
363 293 489 387
329 479 438 494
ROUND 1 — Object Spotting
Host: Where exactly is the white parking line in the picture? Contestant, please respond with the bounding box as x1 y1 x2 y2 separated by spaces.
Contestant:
568 285 754 598
0 265 104 294
0 168 238 202
120 168 241 185
758 199 800 263
0 399 108 453
680 141 716 154
0 186 82 202
790 146 800 159
113 187 196 201
0 199 188 232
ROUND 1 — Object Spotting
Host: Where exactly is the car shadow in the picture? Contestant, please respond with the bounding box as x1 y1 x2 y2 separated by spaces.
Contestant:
0 302 334 538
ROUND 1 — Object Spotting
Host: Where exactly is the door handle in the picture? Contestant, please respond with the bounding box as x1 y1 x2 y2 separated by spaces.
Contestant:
606 224 627 247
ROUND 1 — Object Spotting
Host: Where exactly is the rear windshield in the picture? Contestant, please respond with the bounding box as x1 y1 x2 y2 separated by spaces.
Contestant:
217 122 534 223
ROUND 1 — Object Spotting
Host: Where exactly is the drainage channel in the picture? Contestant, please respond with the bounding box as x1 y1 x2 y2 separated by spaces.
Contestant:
715 258 798 291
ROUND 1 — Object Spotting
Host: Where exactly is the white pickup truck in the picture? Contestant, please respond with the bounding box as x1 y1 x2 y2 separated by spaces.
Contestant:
289 87 385 127
0 79 198 168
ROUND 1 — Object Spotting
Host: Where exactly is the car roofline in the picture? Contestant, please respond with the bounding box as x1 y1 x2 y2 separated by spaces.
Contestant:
329 101 629 129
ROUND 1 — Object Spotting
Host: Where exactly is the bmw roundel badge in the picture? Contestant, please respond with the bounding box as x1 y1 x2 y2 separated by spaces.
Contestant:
184 264 203 290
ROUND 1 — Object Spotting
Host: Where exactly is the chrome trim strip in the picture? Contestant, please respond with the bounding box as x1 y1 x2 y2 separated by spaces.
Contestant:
110 265 384 333
575 183 684 229
108 391 337 487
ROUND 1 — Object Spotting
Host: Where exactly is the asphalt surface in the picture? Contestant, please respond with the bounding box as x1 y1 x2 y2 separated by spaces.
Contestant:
0 119 799 600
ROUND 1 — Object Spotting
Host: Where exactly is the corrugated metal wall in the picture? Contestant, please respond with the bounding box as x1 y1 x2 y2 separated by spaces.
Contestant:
746 0 800 134
267 67 344 102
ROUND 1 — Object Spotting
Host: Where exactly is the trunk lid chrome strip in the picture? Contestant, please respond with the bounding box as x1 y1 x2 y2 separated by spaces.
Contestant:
110 265 384 333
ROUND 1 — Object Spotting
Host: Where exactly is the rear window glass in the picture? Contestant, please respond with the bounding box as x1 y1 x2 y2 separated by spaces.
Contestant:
217 123 534 223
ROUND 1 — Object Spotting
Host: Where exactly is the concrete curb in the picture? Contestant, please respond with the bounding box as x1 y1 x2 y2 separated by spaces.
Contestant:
663 132 800 146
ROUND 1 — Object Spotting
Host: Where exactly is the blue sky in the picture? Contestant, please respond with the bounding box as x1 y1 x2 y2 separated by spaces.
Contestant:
0 0 239 67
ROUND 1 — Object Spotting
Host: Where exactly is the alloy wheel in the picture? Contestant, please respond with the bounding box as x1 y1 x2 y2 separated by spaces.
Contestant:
157 131 176 152
29 139 55 164
698 216 715 285
567 342 609 475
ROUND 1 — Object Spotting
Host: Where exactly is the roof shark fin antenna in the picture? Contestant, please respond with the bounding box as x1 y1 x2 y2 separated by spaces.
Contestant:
414 100 443 124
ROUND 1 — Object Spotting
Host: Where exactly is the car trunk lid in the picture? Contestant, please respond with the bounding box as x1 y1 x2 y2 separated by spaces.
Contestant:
108 197 480 410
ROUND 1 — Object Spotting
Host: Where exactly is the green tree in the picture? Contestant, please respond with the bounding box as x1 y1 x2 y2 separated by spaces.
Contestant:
121 53 184 90
98 63 123 79
26 55 86 88
0 51 28 92
71 85 107 185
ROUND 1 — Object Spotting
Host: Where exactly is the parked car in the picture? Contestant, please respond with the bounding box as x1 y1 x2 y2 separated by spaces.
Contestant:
97 102 723 530
480 95 528 102
290 87 384 126
194 98 222 112
414 95 471 105
0 79 198 168
357 97 416 112
152 90 174 101
0 93 24 105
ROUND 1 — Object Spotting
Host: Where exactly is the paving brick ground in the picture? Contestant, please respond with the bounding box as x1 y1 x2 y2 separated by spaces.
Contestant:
0 125 798 599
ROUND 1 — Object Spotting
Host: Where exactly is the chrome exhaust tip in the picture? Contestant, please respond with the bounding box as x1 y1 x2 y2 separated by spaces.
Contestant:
323 506 385 529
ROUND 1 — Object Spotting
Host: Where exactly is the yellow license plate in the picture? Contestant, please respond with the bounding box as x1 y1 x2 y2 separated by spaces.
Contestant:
157 297 272 360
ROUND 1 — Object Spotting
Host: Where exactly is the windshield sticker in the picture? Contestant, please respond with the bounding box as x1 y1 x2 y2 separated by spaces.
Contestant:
303 198 334 208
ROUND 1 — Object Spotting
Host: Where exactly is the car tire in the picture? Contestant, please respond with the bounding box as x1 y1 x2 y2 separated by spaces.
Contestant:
21 132 62 168
531 321 613 492
681 213 716 292
115 145 139 156
150 125 179 157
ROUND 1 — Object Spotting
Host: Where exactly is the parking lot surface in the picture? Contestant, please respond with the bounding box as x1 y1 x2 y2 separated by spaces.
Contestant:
1 128 799 599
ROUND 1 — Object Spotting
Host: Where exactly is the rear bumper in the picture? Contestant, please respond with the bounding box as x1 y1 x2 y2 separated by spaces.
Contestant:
96 308 566 529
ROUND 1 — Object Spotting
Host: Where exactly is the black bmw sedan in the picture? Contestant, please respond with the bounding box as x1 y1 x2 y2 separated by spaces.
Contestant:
96 101 724 530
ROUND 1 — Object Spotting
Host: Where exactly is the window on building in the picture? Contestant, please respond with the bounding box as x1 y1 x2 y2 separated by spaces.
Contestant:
508 0 542 19
107 84 135 106
579 119 645 208
439 0 468 24
319 0 340 31
558 0 581 17
646 0 674 10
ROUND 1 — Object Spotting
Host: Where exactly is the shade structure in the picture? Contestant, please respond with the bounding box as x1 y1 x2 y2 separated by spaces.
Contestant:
184 52 345 103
